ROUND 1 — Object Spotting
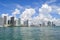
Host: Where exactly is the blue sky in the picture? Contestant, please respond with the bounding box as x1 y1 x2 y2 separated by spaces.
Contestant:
0 0 60 19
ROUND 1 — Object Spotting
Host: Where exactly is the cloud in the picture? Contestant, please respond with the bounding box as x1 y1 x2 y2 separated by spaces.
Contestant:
21 8 35 21
2 13 8 18
39 4 52 19
51 5 60 15
46 0 56 4
37 4 52 20
39 4 52 14
12 9 20 15
12 8 20 18
57 8 60 15
16 4 24 9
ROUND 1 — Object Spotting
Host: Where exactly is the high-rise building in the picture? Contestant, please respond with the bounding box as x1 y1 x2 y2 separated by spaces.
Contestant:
14 20 16 26
3 16 8 26
42 22 45 26
8 20 11 25
4 16 7 24
11 17 14 26
8 20 11 24
47 21 51 26
18 18 21 26
8 20 11 26
51 22 56 26
39 24 42 27
12 18 21 27
0 17 4 27
15 19 18 26
24 20 29 27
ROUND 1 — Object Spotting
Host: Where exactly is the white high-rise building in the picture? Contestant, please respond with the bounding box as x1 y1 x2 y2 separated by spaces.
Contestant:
18 18 21 26
15 18 21 26
15 19 18 26
0 17 4 27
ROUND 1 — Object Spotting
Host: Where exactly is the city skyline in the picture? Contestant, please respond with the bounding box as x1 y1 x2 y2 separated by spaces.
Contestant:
0 0 60 26
0 15 56 27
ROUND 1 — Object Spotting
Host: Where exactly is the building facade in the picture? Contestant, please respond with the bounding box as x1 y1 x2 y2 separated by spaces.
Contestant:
24 20 29 27
0 17 4 27
3 16 8 26
11 17 14 26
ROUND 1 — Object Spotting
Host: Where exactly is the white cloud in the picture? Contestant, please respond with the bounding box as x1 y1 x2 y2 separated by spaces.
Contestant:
12 8 20 19
16 4 24 9
21 8 35 21
29 4 53 25
12 9 20 15
57 8 60 15
51 5 60 15
39 4 52 20
46 0 56 4
39 4 52 19
39 4 52 14
2 13 8 18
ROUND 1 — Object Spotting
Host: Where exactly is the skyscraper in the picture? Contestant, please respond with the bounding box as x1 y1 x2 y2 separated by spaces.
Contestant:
0 17 4 27
18 18 21 26
51 22 56 26
8 20 11 24
4 16 7 24
15 19 18 26
3 16 8 26
24 20 29 27
47 21 51 26
11 17 14 26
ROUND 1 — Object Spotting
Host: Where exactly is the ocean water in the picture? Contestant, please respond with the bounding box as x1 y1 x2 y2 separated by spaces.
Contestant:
0 27 60 40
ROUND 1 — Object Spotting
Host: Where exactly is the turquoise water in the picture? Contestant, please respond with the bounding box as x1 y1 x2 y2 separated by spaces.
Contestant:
0 27 60 40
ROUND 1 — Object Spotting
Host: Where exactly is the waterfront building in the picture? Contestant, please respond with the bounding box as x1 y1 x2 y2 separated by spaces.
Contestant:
11 17 14 26
3 16 8 26
0 17 4 27
8 20 11 24
8 20 11 26
42 22 45 26
15 19 18 26
18 18 21 26
51 22 56 26
14 20 16 26
47 21 52 26
39 24 42 27
24 20 29 27
4 16 7 24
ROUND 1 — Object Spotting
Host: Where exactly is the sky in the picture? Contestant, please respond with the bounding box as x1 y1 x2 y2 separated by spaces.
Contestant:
0 0 60 25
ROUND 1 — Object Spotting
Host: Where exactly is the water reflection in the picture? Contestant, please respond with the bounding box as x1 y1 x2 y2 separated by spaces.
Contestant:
0 27 60 40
